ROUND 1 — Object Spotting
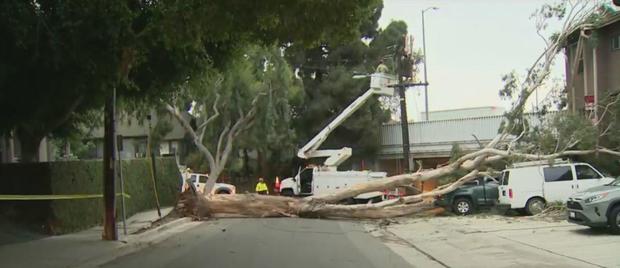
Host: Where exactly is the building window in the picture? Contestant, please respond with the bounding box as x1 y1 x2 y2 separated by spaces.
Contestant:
613 35 620 51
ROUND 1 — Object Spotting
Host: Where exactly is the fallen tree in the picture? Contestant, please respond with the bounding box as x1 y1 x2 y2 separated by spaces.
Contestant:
172 0 620 219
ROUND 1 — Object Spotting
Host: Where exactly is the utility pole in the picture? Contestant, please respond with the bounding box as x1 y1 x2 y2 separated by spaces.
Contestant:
146 114 162 218
397 82 411 173
102 88 117 241
396 34 414 173
422 7 438 121
395 33 429 174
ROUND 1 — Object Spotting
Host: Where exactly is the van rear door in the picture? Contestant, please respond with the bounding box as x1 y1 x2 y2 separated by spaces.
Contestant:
498 171 511 205
542 165 576 203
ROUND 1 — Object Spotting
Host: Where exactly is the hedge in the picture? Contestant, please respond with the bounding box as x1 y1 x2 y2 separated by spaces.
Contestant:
0 157 181 234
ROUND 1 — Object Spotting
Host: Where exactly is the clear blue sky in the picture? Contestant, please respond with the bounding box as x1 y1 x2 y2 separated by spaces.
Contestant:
379 0 565 120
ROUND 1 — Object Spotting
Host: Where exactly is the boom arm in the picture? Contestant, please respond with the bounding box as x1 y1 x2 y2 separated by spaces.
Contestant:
297 73 396 169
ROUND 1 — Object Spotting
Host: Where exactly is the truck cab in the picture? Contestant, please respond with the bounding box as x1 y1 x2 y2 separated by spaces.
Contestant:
183 173 236 195
279 166 385 202
435 175 499 215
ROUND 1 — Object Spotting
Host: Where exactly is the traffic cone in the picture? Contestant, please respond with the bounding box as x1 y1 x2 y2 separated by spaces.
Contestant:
274 176 281 194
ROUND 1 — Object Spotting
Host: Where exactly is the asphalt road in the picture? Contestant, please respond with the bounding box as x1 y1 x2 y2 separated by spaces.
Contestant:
101 218 413 268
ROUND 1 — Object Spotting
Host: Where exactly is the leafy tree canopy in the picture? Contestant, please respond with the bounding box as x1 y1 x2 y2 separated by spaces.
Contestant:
0 0 381 160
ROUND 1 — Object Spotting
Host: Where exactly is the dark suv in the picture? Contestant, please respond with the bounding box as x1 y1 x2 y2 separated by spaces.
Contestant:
435 176 499 215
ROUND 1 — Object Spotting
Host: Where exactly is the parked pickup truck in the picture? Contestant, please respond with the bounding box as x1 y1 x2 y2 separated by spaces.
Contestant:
183 173 236 195
435 175 499 215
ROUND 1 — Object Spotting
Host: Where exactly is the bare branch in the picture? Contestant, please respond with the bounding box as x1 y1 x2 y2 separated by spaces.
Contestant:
594 93 620 126
165 104 217 170
215 121 232 165
600 122 614 137
472 134 483 149
403 170 479 203
508 121 527 152
216 94 264 178
198 93 222 130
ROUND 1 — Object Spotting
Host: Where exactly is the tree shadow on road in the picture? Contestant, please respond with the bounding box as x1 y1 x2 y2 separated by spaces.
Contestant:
570 227 615 236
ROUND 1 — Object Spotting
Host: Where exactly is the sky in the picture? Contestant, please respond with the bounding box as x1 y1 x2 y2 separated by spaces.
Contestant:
379 0 566 120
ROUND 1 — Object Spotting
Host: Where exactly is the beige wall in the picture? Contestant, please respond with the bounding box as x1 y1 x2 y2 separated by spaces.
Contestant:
566 21 620 112
89 111 186 140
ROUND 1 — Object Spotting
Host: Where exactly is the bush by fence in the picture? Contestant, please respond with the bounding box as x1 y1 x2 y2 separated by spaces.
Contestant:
0 157 180 234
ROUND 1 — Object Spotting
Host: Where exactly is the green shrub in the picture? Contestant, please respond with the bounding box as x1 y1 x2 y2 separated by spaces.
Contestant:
0 157 181 234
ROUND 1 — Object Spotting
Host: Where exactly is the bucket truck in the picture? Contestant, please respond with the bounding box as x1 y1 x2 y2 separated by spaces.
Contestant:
279 73 397 202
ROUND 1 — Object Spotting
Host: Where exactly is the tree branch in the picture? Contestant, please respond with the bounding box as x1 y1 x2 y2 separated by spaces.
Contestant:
165 103 217 173
198 93 221 130
215 121 231 165
403 170 480 204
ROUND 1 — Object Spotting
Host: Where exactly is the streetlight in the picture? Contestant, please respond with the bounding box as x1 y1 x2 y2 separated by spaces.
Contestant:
422 6 438 121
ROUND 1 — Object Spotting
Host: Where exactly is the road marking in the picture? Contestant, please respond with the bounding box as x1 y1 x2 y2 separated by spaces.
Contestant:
370 226 451 268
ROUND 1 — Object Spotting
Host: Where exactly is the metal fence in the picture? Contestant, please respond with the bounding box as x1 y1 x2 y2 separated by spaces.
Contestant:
378 112 560 158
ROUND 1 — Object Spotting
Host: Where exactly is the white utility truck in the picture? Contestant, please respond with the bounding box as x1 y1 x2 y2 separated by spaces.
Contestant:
279 73 397 202
497 160 614 215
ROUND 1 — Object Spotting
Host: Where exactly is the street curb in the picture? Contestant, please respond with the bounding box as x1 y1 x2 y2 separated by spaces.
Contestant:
76 217 201 268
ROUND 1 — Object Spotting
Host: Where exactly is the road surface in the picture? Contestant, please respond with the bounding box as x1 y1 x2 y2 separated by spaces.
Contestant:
102 218 413 268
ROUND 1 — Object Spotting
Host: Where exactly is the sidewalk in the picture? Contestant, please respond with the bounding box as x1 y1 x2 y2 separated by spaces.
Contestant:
0 207 200 268
371 215 620 268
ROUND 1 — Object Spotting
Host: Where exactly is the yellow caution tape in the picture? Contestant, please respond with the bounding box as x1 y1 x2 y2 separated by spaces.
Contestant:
0 193 131 201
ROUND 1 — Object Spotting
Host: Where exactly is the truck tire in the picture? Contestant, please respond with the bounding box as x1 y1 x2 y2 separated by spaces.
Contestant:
453 198 473 215
281 189 294 197
608 205 620 235
525 197 546 215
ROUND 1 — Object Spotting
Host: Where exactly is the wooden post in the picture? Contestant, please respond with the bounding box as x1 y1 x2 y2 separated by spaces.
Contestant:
398 84 411 173
102 89 118 241
147 115 162 218
117 135 128 236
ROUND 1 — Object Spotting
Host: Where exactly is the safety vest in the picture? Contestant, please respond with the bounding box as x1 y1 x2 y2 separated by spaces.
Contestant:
256 182 268 192
376 64 389 73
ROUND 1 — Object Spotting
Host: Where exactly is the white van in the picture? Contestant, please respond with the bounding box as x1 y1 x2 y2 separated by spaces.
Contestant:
497 160 614 215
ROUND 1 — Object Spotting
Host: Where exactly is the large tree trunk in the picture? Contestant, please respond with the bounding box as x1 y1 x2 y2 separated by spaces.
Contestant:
16 128 44 163
176 189 439 219
20 138 41 163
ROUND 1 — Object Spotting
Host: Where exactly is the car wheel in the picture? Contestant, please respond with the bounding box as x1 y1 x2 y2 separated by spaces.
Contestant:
608 205 620 235
525 197 546 215
453 198 473 215
281 189 294 197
